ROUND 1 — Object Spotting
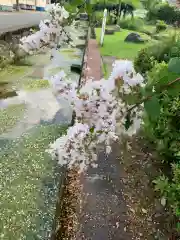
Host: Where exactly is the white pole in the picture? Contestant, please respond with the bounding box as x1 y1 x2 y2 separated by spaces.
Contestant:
100 8 107 46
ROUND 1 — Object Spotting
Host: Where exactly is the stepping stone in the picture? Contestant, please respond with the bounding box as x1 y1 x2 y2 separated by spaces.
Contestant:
124 32 146 43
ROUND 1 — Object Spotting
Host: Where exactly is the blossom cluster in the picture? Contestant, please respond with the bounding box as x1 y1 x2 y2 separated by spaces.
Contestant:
48 60 145 171
19 4 70 54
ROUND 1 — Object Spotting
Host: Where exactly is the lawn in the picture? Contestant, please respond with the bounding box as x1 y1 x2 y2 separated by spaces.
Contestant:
95 28 151 60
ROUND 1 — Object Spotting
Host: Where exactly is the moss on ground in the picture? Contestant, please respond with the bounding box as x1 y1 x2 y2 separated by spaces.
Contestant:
22 79 50 90
0 65 30 83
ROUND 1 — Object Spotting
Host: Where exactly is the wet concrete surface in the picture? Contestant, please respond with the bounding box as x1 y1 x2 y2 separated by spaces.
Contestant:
0 11 49 34
79 145 132 240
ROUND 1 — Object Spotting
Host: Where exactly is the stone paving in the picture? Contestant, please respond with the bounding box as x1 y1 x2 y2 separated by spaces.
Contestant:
78 39 132 239
86 39 102 80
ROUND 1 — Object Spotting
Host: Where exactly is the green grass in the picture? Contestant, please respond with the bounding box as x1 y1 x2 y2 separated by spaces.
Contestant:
95 28 151 60
0 104 26 134
0 124 67 239
102 62 109 79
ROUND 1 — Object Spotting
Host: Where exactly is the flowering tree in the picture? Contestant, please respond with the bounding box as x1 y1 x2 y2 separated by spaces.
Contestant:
48 60 145 171
19 3 180 172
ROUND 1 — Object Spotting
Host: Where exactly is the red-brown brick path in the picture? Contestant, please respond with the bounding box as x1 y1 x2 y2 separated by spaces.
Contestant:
86 39 102 80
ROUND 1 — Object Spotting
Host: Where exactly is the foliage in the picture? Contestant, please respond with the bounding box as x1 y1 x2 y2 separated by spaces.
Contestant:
93 11 113 26
141 0 160 11
156 20 167 33
118 17 144 31
146 2 180 25
140 57 180 230
145 2 159 22
134 47 155 75
13 2 180 233
154 163 180 226
95 28 150 59
91 0 140 8
156 3 180 25
143 62 180 161
0 55 11 68
134 34 180 74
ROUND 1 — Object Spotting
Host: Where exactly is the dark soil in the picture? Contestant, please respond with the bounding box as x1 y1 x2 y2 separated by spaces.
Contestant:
119 133 178 240
54 167 82 240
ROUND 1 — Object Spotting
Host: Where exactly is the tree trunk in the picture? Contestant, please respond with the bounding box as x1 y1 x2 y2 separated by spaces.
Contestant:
16 0 20 11
117 0 121 21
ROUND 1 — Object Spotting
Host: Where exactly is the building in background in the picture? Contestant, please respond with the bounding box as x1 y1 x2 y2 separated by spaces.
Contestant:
0 0 13 11
0 0 50 11
36 0 46 11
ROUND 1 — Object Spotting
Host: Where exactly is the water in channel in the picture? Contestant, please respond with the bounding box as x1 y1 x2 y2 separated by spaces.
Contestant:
0 20 88 240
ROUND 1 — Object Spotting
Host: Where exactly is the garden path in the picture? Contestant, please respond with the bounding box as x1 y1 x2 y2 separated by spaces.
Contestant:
77 39 133 239
76 38 173 240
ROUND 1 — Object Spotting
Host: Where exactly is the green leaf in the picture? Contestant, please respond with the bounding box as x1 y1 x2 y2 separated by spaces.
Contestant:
166 77 180 96
86 3 93 14
168 85 180 96
170 46 179 57
90 127 95 133
168 57 180 74
124 113 133 130
144 96 160 120
125 93 139 105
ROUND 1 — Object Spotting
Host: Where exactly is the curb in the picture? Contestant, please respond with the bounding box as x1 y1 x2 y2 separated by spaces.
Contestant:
50 23 90 240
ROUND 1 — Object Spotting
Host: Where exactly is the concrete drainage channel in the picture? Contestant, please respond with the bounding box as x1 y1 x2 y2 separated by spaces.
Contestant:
50 22 90 240
0 17 89 239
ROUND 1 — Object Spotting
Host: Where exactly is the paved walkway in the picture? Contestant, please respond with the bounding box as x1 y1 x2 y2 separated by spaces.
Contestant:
78 39 132 239
0 11 48 34
78 146 132 240
86 39 102 80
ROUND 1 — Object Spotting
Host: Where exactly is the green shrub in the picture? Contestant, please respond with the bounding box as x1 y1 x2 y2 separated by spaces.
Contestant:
157 3 180 25
156 3 177 24
134 48 155 75
134 34 180 74
119 17 144 32
144 62 180 162
154 163 180 228
156 20 167 33
146 3 180 25
148 34 180 62
93 12 115 26
146 4 160 22
152 33 170 41
143 61 180 231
